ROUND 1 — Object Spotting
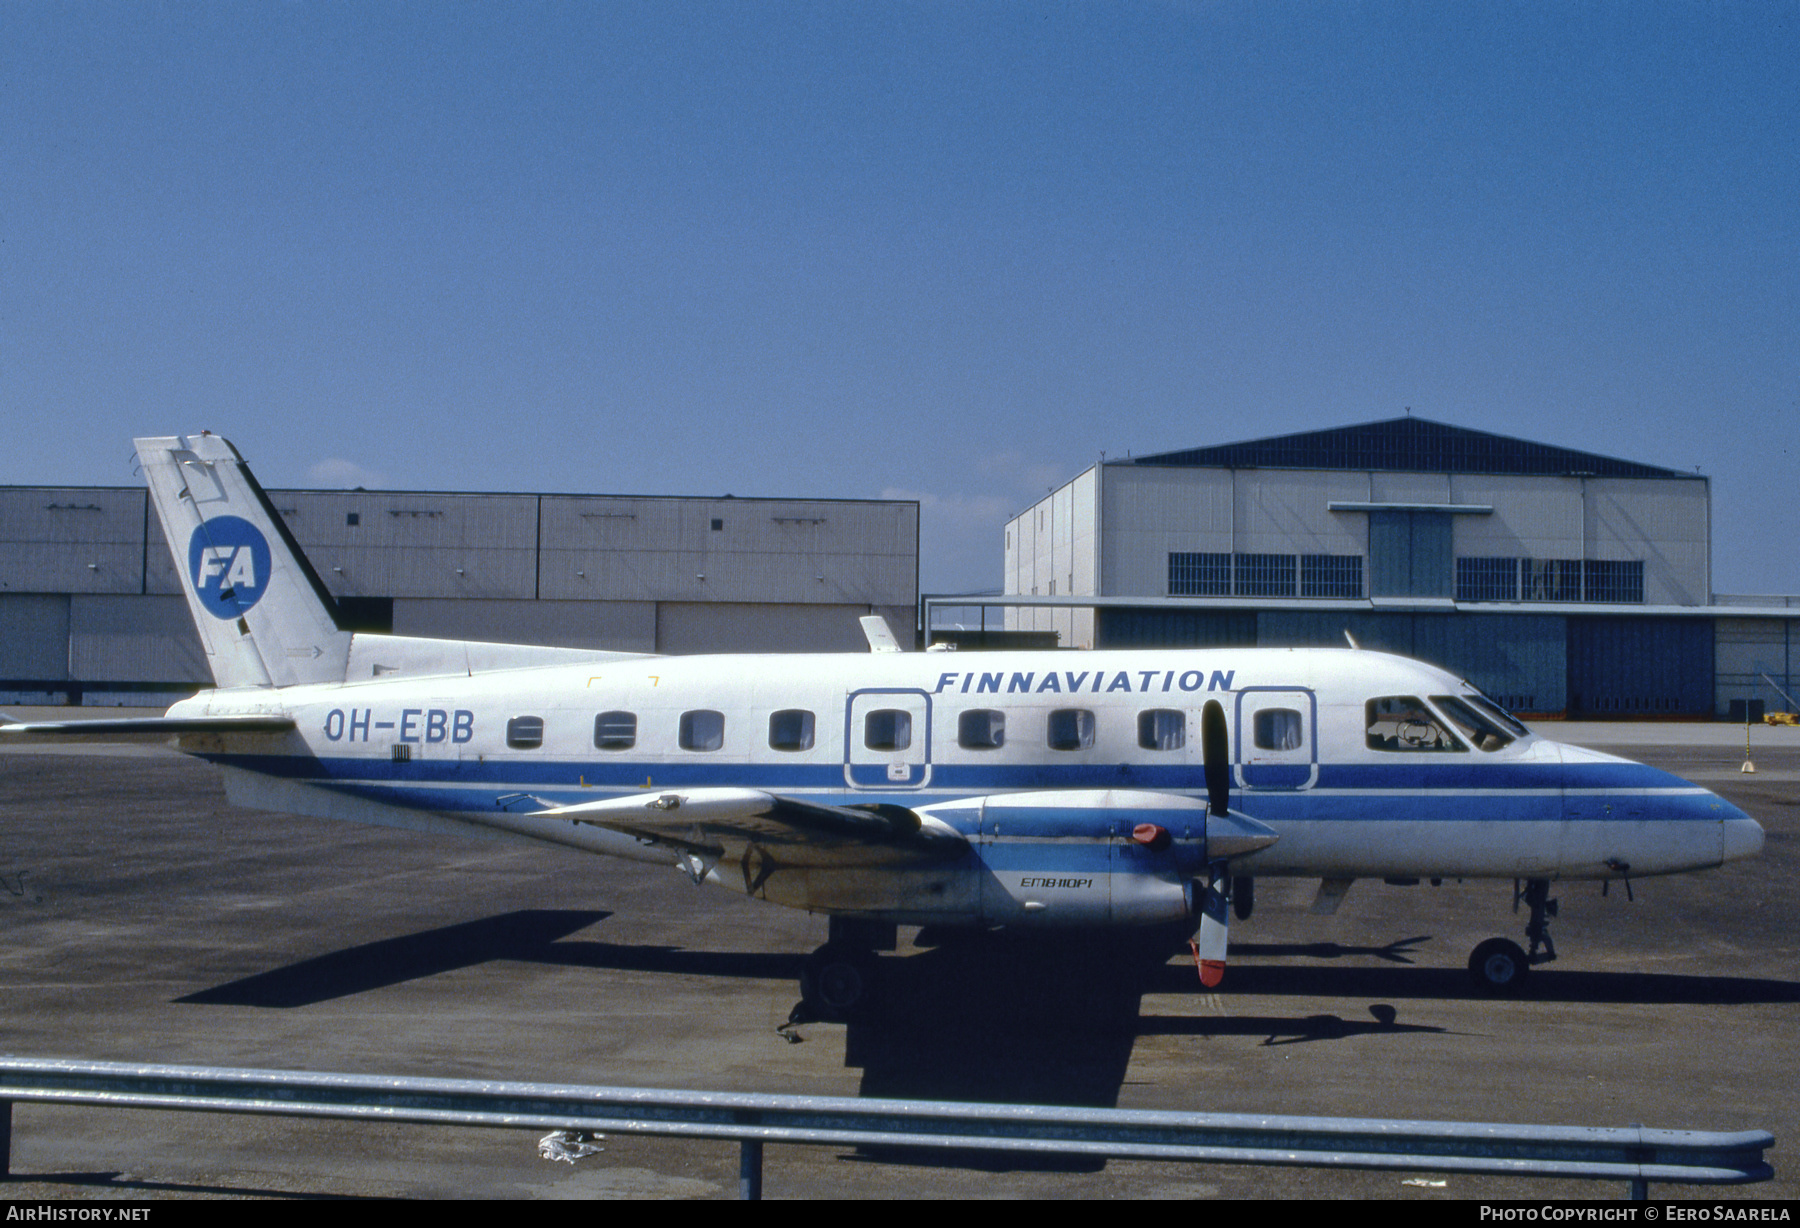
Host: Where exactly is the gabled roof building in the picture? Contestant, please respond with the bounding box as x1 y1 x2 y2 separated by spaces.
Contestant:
1002 417 1791 719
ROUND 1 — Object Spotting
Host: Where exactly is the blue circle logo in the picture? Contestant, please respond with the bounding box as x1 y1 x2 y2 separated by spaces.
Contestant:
188 516 272 619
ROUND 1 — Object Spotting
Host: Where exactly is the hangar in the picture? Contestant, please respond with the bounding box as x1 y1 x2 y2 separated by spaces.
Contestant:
0 480 918 706
1000 417 1796 719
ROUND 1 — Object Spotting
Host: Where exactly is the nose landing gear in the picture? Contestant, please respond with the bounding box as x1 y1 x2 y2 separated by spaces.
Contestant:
1467 878 1557 994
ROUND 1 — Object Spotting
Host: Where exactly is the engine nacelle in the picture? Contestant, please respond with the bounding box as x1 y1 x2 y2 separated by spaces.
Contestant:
919 789 1209 927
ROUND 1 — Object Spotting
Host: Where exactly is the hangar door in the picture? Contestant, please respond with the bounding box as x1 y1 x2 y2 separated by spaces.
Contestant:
1567 617 1712 717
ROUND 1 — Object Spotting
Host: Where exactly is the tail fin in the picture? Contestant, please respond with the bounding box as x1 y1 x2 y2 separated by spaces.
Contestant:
136 433 351 689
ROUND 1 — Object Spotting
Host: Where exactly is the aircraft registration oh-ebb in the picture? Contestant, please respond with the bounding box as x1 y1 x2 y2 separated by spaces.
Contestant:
2 433 1766 1016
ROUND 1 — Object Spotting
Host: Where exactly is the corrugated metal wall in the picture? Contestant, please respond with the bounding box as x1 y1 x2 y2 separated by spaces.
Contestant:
0 594 70 681
1095 608 1257 647
1567 616 1714 717
1713 617 1795 716
1 485 920 698
1255 610 1566 713
0 490 146 595
68 595 208 682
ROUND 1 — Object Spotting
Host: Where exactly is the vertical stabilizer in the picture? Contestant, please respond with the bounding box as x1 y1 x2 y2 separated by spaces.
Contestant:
136 433 352 688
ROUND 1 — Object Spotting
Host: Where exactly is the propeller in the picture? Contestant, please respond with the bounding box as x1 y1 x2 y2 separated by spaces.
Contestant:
1194 700 1233 987
1194 859 1230 987
1202 699 1230 818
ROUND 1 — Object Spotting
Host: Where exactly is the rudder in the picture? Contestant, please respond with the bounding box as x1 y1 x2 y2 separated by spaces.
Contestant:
137 433 352 689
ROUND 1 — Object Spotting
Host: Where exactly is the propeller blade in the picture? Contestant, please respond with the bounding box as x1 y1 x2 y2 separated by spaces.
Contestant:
1193 859 1230 987
1202 700 1229 818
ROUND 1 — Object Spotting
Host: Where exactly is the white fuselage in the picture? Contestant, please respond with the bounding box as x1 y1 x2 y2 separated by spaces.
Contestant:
167 646 1763 928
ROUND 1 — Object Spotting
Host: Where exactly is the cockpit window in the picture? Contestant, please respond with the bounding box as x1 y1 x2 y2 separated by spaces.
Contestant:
1433 696 1516 752
1464 691 1529 738
1365 697 1465 752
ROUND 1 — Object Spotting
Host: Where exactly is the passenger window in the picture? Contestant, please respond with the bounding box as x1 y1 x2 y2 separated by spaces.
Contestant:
958 709 1005 750
1254 709 1303 751
863 709 911 751
1138 709 1185 750
679 710 725 752
769 709 816 752
593 711 636 751
1432 696 1515 752
1365 697 1464 752
506 716 544 750
1047 708 1095 751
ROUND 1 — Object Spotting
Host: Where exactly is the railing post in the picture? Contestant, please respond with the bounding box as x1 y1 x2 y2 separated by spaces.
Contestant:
738 1139 762 1200
1 1097 12 1179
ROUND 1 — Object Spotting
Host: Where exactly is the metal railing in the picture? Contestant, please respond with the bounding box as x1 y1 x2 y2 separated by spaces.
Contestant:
0 1057 1774 1199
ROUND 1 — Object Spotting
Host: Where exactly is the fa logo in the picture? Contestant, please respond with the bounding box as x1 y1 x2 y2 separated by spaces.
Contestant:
188 516 272 619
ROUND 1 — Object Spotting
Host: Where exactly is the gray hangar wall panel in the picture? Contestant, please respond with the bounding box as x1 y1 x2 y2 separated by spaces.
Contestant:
145 511 183 595
68 595 209 682
0 489 148 595
1567 616 1713 717
392 599 657 654
0 594 70 680
1714 617 1797 712
278 492 539 600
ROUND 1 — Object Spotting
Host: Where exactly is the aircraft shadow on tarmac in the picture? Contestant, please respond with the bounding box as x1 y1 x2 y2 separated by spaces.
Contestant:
170 908 1800 1174
177 909 1800 1081
176 909 622 1008
833 936 1451 1121
22 1172 367 1200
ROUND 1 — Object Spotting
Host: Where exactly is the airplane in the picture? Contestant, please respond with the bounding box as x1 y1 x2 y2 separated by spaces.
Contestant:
1 433 1766 1018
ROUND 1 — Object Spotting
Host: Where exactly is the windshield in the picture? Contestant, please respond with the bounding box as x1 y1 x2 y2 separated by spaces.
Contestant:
1433 696 1517 752
1461 689 1529 738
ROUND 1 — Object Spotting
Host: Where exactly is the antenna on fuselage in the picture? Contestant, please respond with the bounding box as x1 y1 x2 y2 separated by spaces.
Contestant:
1344 629 1361 649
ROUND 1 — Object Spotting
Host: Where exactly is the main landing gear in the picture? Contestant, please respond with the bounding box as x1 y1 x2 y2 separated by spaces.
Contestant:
797 917 893 1022
1467 878 1557 994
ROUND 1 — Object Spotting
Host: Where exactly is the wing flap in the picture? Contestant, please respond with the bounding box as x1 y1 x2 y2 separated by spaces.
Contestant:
537 787 968 867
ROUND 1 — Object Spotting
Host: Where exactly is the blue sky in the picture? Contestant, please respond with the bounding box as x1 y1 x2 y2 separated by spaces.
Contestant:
4 2 1795 594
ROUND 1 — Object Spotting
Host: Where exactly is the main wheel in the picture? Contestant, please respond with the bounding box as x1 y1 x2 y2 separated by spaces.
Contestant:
1468 937 1531 994
800 944 878 1021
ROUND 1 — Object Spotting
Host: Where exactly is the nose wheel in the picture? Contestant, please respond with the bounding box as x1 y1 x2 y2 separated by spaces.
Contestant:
1467 879 1557 994
1468 937 1530 991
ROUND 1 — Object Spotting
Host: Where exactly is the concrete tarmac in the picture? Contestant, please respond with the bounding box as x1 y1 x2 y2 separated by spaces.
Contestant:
0 722 1794 1200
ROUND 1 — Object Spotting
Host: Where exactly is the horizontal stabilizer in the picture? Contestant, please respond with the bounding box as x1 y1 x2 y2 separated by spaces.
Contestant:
537 787 968 867
345 633 656 681
0 714 297 737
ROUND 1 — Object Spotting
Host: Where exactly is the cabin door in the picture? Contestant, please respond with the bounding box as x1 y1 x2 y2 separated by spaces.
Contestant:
843 689 933 790
1233 687 1319 791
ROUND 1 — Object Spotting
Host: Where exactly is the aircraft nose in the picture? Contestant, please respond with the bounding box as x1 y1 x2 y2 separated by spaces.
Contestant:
1721 809 1766 864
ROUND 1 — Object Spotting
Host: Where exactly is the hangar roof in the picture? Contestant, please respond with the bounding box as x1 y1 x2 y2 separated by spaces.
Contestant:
1128 417 1693 479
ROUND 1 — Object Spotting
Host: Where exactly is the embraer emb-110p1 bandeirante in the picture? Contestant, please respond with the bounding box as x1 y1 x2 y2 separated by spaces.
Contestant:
2 434 1765 1016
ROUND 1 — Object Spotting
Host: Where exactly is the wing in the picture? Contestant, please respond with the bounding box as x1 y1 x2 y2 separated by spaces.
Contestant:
535 787 969 869
0 714 297 736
